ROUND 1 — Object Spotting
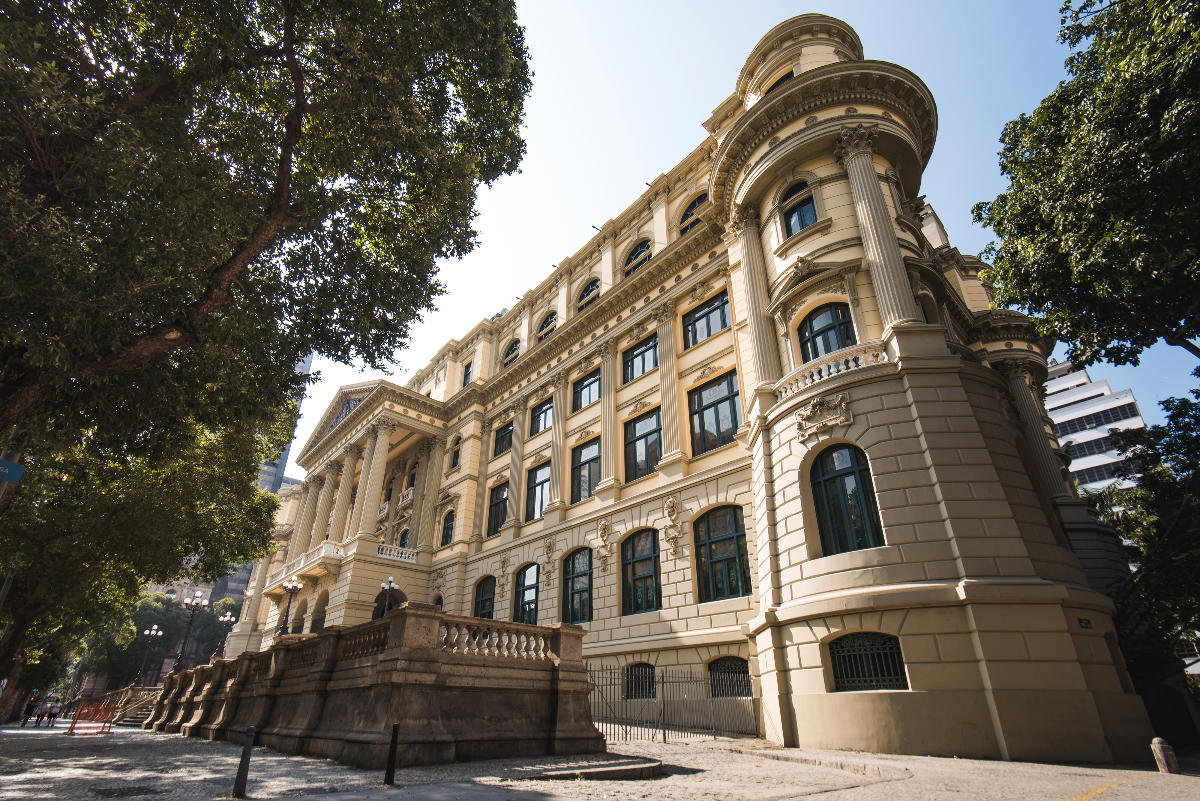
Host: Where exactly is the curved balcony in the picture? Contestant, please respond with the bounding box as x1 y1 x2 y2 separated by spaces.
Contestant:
774 341 889 401
265 540 344 589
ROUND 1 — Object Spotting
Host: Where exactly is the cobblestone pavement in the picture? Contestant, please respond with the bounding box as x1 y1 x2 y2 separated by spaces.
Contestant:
2 725 1199 801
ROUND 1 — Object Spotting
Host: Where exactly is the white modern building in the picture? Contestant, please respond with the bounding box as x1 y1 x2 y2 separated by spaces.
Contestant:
1045 360 1146 493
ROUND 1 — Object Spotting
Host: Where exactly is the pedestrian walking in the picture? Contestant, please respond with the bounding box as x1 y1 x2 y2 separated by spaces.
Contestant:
20 693 38 727
34 700 50 727
47 699 62 727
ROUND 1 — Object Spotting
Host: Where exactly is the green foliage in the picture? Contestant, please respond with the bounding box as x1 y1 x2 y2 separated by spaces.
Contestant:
0 0 531 455
972 0 1200 366
1093 368 1200 680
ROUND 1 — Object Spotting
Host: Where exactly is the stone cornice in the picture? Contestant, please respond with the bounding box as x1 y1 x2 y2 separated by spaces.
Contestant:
736 14 864 101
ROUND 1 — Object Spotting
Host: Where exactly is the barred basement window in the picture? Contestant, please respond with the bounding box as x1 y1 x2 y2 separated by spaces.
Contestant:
708 656 752 698
829 633 908 691
626 662 656 699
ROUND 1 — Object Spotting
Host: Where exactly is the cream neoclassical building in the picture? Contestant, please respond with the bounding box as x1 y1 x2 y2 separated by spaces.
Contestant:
227 13 1152 762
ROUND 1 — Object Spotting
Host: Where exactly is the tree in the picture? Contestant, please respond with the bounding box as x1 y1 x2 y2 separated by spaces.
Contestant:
0 0 531 478
972 0 1200 366
0 417 280 711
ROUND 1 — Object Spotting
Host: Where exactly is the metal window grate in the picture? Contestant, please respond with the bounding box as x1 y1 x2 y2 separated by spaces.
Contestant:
829 633 908 691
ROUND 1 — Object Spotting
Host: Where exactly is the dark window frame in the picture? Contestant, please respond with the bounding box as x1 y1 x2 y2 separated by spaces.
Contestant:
694 506 752 603
486 482 509 537
529 397 554 436
708 656 753 698
623 240 652 278
811 444 884 556
536 312 557 342
625 662 656 699
624 408 662 483
513 563 539 625
571 437 601 504
829 632 908 691
440 510 455 547
473 576 496 619
501 339 521 367
682 290 730 349
689 370 742 456
572 369 601 412
525 461 551 522
493 422 513 457
449 436 461 469
798 303 857 363
621 529 661 615
462 361 472 387
622 334 659 383
577 278 601 312
563 548 593 624
679 193 708 236
780 181 818 238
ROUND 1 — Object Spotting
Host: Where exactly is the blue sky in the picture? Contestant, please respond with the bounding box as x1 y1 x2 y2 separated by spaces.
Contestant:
286 1 1195 476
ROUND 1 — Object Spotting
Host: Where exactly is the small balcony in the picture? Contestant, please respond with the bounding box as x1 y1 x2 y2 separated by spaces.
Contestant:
377 543 419 563
266 541 344 590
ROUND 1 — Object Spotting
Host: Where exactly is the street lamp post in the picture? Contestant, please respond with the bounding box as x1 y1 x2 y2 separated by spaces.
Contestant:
381 575 399 615
212 610 236 662
136 624 164 686
277 576 302 637
172 590 209 674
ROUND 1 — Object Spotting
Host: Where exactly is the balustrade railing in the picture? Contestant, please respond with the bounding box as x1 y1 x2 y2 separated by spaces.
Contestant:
437 617 550 661
335 621 390 660
266 541 343 585
377 543 419 562
775 341 890 400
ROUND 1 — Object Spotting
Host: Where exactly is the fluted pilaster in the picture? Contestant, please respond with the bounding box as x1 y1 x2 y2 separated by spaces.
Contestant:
598 338 618 485
506 400 525 529
548 372 568 507
306 462 340 551
329 444 361 543
998 359 1072 501
293 476 324 554
655 300 682 457
731 208 782 386
355 421 396 538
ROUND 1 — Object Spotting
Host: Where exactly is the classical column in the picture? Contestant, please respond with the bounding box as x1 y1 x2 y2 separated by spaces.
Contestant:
306 463 340 551
293 476 324 555
473 419 492 540
598 338 618 486
546 371 569 510
506 399 526 531
411 437 445 549
347 432 377 539
239 559 267 626
730 208 783 386
654 299 683 460
835 123 921 331
999 359 1072 501
355 421 396 538
328 444 361 543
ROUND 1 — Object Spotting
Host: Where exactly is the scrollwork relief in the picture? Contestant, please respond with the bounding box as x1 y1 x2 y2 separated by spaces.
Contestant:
796 393 853 438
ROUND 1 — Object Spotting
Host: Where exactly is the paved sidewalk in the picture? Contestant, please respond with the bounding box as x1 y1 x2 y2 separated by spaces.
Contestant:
2 725 1199 800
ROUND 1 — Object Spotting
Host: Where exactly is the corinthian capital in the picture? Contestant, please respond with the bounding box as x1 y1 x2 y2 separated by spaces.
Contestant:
726 205 760 238
835 123 879 165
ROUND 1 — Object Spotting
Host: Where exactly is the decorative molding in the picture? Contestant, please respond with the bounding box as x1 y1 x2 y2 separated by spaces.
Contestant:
834 122 879 165
695 364 724 381
573 428 595 444
797 393 853 438
594 520 614 573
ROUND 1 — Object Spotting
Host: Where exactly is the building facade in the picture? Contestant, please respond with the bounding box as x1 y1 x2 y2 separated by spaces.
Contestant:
227 14 1151 762
1046 359 1147 492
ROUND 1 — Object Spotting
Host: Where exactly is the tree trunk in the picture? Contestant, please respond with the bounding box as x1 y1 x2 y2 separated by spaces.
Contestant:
0 656 25 723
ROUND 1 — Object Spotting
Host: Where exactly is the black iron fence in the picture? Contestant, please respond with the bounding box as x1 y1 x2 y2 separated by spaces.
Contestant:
586 665 759 742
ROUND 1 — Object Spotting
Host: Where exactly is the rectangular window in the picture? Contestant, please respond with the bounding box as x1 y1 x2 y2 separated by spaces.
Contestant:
526 462 551 521
624 409 662 483
564 549 592 624
682 290 730 349
493 422 513 457
1052 403 1140 437
529 397 553 436
689 371 742 455
462 361 472 387
487 483 508 537
571 438 601 503
572 369 601 412
622 334 659 383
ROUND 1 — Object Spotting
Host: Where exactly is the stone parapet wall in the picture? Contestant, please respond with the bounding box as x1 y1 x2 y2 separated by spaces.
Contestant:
144 603 604 768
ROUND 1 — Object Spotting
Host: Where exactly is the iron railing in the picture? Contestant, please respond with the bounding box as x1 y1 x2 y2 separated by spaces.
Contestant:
587 665 759 742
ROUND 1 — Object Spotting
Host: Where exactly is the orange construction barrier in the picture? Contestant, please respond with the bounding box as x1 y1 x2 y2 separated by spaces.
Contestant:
65 701 117 735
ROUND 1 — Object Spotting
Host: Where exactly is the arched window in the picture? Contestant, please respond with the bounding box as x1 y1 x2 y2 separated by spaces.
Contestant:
513 563 539 625
829 632 908 691
780 181 818 238
501 339 520 367
440 510 455 547
798 303 856 363
811 444 884 556
708 656 752 698
563 548 593 624
621 529 661 615
398 529 410 549
626 662 656 699
623 240 651 278
577 278 600 312
473 576 495 619
291 598 308 634
763 70 794 96
449 436 461 469
433 595 443 608
310 591 329 634
537 311 557 342
694 506 752 603
371 586 406 620
679 194 707 236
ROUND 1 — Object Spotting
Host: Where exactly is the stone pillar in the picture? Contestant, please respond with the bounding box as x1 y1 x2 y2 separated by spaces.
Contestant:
240 559 267 625
506 399 526 532
731 208 782 386
546 371 569 513
999 359 1072 501
347 432 376 539
306 463 340 551
655 299 684 463
293 476 324 555
473 420 492 541
835 123 921 331
329 444 361 543
412 437 445 549
597 338 618 489
355 421 396 538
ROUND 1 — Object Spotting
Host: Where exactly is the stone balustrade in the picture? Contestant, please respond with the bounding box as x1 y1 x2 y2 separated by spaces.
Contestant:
774 341 890 400
376 543 419 563
267 541 343 586
142 603 603 769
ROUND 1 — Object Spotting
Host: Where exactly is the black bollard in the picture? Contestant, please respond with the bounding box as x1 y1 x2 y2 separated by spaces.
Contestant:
232 725 256 798
383 722 400 785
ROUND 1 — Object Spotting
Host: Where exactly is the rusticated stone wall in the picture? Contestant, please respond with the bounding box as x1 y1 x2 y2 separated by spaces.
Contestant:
144 602 604 768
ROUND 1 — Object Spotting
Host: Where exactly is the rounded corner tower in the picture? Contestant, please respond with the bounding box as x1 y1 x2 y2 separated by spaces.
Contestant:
709 13 1151 763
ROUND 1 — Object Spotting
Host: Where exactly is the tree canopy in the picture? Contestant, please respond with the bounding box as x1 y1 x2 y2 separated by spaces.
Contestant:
972 0 1200 366
0 0 531 459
